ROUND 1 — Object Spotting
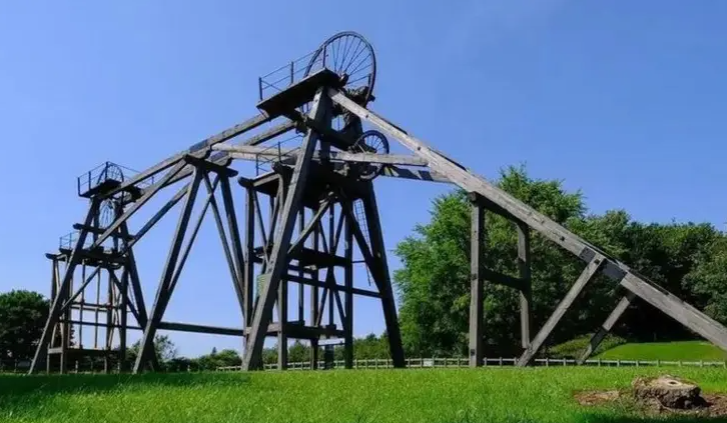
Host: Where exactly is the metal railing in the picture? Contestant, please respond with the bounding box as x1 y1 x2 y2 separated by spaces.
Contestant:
77 161 154 197
257 46 328 101
254 134 303 175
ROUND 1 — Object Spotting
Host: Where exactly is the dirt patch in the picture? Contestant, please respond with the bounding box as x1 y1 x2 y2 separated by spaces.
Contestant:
575 390 621 406
574 390 727 417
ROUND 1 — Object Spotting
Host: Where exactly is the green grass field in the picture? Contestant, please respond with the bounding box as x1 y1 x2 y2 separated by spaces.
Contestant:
595 341 727 361
2 367 727 423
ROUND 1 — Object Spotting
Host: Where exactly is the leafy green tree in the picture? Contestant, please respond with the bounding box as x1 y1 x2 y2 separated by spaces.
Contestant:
394 165 588 356
0 290 49 360
194 348 240 370
126 334 178 368
393 164 727 356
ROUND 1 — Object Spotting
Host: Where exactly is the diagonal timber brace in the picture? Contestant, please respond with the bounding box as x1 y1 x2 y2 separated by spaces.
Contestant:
517 255 604 366
330 88 727 356
578 292 636 364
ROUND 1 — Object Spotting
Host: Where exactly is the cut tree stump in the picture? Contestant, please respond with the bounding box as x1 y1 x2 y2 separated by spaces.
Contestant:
632 375 706 409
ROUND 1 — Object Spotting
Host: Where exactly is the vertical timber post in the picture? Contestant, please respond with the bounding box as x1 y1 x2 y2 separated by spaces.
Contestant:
469 193 484 367
344 202 354 369
241 88 329 371
517 223 532 349
310 213 320 370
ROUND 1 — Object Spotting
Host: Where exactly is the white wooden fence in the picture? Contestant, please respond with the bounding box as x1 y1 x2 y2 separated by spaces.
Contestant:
217 357 727 371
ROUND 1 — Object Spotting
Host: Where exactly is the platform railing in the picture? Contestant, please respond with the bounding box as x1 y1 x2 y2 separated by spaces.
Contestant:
254 133 304 175
77 161 154 197
257 45 329 101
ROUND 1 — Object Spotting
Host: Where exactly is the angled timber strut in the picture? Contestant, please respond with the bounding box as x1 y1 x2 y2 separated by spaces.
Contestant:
31 31 727 374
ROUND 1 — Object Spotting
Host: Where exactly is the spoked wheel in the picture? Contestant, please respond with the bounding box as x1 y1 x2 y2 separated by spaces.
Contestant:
348 130 389 180
303 31 377 129
96 162 125 186
98 200 118 229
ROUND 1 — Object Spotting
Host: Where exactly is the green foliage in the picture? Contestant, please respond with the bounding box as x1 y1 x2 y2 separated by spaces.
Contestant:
2 368 727 422
394 164 727 356
0 290 49 360
126 335 178 368
192 348 241 371
595 340 727 361
260 333 394 365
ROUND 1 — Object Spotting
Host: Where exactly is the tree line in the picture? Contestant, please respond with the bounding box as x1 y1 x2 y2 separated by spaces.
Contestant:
392 165 727 357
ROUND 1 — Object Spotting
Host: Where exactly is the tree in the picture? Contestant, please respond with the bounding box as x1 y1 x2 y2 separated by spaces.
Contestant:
392 164 727 356
0 290 49 360
194 348 240 370
394 165 587 356
126 334 178 368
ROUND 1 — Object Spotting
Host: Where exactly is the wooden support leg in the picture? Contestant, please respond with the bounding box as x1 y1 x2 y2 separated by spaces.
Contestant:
241 89 329 371
133 169 203 373
278 276 288 370
469 195 484 367
118 269 129 371
219 176 246 313
517 224 532 349
578 291 635 364
517 254 604 366
344 206 354 369
358 184 405 367
310 215 321 370
29 200 100 374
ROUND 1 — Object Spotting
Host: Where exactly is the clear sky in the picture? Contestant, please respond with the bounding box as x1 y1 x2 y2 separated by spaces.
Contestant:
1 1 726 357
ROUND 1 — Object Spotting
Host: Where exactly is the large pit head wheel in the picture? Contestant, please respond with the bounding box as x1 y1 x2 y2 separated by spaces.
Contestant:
348 130 389 181
304 31 377 105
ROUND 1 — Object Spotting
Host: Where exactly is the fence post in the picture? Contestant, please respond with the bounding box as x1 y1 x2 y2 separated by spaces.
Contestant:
498 357 503 366
597 358 601 367
656 360 660 367
562 358 567 366
678 360 682 367
545 357 550 367
617 360 621 367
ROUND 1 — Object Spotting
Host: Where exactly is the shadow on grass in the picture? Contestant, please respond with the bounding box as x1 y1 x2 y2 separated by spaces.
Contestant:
585 413 726 423
0 372 250 412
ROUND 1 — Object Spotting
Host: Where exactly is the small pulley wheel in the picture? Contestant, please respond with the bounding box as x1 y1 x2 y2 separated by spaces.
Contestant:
348 130 389 180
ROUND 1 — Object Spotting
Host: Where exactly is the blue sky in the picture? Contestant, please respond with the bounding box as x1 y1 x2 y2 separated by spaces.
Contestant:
1 1 726 357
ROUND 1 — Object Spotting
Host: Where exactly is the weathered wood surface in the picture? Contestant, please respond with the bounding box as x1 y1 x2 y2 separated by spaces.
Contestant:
469 199 485 367
578 292 635 364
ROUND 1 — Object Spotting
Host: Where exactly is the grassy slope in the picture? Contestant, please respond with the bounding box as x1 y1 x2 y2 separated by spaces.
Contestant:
595 340 727 361
2 368 727 423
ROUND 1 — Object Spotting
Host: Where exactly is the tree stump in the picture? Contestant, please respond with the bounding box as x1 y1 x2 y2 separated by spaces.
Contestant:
632 375 706 409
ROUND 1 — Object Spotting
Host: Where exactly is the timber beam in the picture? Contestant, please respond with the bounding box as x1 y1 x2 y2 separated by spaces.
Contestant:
578 291 636 364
